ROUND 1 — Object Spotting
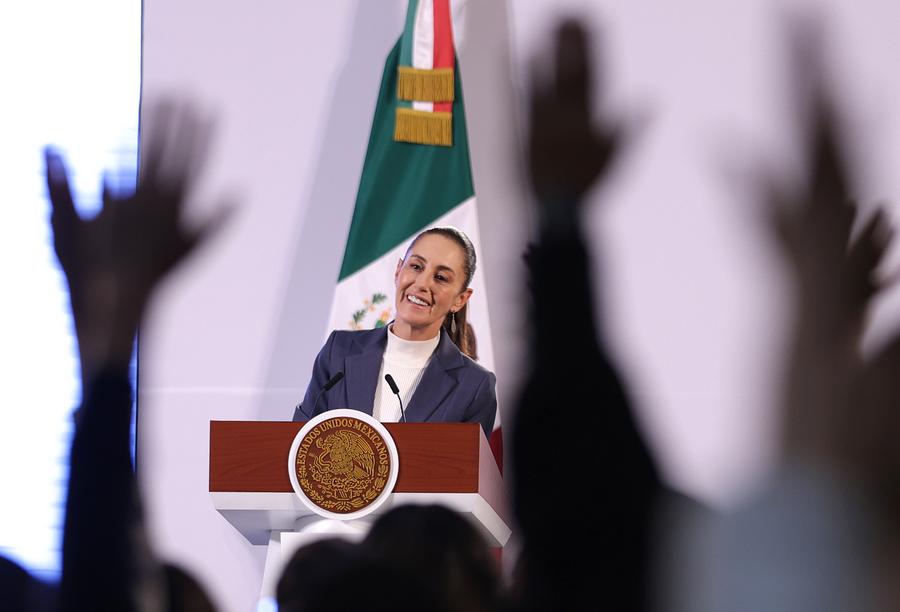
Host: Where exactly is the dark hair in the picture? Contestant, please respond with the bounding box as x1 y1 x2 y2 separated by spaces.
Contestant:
163 563 216 612
277 538 443 612
362 504 501 612
276 538 360 612
409 227 478 359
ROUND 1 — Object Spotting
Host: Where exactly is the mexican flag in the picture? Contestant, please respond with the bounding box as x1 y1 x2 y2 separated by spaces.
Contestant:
326 0 503 468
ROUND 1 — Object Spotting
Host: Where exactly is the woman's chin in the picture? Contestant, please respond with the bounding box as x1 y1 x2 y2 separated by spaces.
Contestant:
397 316 431 329
397 304 432 321
394 313 442 336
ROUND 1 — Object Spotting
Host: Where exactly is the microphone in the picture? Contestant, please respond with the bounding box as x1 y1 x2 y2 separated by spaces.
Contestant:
294 371 344 421
322 371 345 392
384 374 406 423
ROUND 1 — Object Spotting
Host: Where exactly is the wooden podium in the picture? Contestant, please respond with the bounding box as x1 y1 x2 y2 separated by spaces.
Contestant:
209 421 510 597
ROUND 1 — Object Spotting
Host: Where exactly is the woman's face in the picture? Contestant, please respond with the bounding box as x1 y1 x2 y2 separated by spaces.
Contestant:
393 234 472 341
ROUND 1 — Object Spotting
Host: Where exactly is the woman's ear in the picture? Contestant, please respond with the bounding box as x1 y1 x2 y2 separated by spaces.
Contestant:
452 287 474 312
394 257 404 283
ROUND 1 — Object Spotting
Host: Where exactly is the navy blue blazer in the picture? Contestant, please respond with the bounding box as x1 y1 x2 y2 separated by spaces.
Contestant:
294 326 497 437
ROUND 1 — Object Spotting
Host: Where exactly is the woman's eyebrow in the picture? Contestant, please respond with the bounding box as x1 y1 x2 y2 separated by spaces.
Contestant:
409 253 455 273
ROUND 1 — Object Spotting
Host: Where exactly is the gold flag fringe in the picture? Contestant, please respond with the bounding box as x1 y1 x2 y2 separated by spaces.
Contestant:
397 67 455 103
394 108 453 146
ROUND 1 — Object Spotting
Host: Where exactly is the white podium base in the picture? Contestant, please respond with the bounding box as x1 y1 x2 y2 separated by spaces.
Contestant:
258 515 374 600
212 491 511 607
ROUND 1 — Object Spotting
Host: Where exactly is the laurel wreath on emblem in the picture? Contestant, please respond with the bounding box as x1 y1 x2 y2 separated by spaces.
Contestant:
349 293 392 330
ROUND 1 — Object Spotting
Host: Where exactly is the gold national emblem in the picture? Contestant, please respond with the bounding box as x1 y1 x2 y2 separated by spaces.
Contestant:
294 416 392 514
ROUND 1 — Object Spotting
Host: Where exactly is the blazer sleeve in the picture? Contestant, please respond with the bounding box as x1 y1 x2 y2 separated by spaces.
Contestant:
294 331 339 421
464 370 497 439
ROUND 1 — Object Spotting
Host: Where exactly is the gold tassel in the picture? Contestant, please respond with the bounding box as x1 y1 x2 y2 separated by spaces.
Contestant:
394 108 453 147
397 67 455 103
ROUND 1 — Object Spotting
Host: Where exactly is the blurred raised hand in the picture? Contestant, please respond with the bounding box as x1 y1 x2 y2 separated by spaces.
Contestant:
768 109 890 348
46 102 228 611
766 30 896 485
527 20 629 209
513 20 663 612
44 102 227 383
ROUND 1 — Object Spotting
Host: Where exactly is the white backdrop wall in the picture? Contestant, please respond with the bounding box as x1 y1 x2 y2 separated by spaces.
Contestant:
137 1 900 610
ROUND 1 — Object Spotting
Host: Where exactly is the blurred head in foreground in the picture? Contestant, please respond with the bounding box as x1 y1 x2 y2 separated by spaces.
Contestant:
362 504 502 612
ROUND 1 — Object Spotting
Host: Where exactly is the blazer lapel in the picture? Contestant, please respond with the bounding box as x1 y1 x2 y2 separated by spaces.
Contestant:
405 329 465 423
343 328 387 415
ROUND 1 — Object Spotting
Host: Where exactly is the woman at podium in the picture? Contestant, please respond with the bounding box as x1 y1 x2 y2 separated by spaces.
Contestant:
294 227 497 437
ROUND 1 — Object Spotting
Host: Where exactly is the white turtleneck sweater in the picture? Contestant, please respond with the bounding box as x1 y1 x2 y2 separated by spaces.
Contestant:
372 326 440 422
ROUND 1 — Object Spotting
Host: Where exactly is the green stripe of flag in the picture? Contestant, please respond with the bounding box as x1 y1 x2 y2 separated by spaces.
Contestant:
338 40 474 281
399 0 419 67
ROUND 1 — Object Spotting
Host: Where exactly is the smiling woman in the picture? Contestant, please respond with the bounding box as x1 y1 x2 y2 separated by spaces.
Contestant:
393 228 475 346
294 227 497 438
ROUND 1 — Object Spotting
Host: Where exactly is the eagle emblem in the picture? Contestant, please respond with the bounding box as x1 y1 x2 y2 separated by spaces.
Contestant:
313 430 376 485
293 414 393 514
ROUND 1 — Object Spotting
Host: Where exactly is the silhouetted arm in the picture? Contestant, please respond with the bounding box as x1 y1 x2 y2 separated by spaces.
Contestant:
46 104 225 611
62 367 139 611
511 21 661 612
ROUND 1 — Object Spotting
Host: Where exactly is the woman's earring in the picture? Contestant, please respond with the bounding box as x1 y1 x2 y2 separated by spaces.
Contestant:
451 311 457 335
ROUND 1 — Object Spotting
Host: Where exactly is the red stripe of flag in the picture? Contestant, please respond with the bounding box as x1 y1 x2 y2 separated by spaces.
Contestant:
489 427 503 474
432 0 453 114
